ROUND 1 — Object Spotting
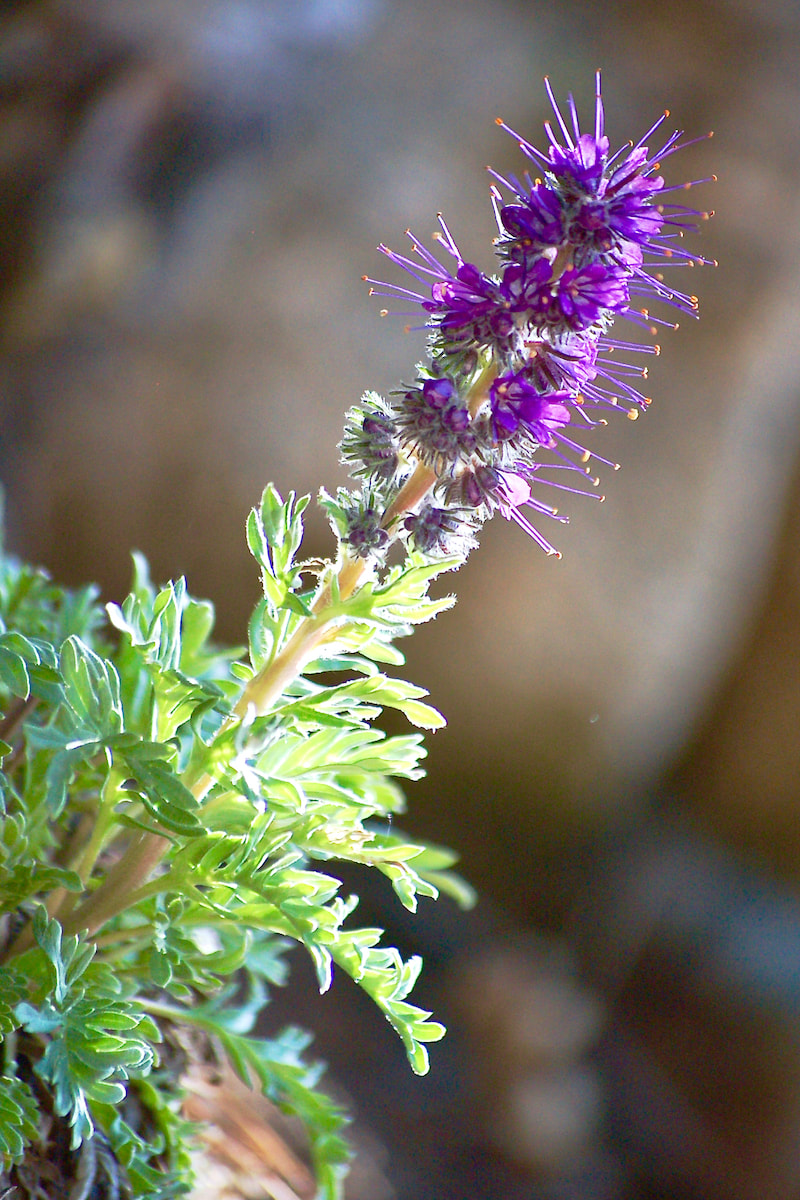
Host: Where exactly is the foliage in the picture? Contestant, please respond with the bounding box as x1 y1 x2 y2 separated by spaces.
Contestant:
0 486 474 1198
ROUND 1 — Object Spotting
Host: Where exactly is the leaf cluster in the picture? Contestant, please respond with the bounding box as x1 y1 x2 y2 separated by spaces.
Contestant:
0 487 473 1198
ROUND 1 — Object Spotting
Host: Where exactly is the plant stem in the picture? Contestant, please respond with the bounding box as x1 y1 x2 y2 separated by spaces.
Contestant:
60 831 169 937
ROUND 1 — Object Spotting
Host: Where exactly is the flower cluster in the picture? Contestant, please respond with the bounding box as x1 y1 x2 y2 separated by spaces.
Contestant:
340 73 713 559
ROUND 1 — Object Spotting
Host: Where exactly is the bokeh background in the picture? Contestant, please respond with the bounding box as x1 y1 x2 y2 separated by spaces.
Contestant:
3 0 800 1196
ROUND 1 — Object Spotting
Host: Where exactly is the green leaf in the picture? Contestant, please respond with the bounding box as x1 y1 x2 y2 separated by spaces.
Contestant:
121 750 201 835
17 979 160 1150
0 1074 39 1165
32 908 96 1004
0 642 30 698
44 740 103 818
60 635 123 737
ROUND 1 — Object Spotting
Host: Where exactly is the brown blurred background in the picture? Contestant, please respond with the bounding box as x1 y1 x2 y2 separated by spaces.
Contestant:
3 1 800 1196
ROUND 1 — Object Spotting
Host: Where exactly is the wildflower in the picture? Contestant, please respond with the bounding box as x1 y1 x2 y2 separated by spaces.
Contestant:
489 371 572 447
493 470 569 558
492 73 715 317
353 74 712 557
340 392 403 486
394 376 479 474
496 182 565 253
365 217 522 365
551 261 630 328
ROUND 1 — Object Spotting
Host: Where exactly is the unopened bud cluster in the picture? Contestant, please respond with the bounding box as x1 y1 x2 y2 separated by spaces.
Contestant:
335 73 713 560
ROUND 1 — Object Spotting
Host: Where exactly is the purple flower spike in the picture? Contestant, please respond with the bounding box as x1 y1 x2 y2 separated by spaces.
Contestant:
354 74 712 557
492 71 715 321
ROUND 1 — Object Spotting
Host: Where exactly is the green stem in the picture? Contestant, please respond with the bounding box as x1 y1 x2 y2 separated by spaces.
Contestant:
60 831 171 938
75 769 126 885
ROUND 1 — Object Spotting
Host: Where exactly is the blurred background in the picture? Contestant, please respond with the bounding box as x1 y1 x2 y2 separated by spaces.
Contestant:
3 0 800 1196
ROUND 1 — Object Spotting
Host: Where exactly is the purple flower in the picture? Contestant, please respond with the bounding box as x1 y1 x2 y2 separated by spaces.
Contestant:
499 257 554 316
524 330 599 394
489 371 571 446
496 182 564 251
395 376 478 472
501 258 629 333
364 216 520 361
431 261 516 351
354 75 712 558
554 262 630 328
493 471 568 558
492 72 715 319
